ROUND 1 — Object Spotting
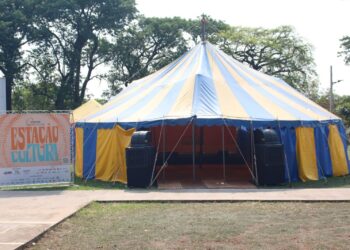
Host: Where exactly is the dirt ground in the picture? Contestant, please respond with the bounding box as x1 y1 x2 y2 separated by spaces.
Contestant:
27 202 350 250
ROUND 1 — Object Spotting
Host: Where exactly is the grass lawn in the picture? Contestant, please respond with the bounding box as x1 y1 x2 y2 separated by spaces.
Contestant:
2 175 350 191
28 202 350 250
0 177 126 191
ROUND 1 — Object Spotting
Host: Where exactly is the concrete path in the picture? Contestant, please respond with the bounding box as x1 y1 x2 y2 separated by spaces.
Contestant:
1 188 350 249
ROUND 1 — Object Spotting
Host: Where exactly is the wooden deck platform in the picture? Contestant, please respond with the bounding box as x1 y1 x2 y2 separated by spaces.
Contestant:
156 164 256 189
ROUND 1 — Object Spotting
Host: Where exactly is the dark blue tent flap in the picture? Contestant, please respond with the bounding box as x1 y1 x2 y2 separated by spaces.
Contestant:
314 126 332 177
83 126 97 180
337 123 350 171
75 117 343 130
280 127 299 182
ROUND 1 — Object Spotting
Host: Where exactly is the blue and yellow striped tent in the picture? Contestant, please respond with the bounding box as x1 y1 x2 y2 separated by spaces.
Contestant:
75 41 349 183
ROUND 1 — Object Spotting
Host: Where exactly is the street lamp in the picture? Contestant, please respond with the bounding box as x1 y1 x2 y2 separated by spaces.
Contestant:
329 65 343 112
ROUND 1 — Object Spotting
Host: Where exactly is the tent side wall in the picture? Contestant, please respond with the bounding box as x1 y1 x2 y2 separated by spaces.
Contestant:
74 120 349 184
74 124 135 183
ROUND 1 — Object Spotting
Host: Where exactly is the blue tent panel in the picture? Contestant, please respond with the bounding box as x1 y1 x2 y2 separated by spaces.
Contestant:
83 127 97 179
314 126 332 177
280 127 298 182
337 123 350 171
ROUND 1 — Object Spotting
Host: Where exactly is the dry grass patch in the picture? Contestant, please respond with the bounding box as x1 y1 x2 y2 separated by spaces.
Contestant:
28 202 350 250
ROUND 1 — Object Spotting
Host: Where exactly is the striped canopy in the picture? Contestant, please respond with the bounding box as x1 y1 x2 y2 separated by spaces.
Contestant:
82 42 339 128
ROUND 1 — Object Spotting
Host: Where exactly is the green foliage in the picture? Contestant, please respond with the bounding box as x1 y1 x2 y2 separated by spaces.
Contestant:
339 36 350 65
215 26 318 97
1 6 321 109
12 81 57 111
0 0 39 110
108 18 319 99
315 92 350 126
30 0 137 109
105 16 190 97
335 95 350 127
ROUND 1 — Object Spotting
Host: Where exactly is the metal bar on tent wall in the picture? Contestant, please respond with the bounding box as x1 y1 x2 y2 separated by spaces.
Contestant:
83 121 100 182
71 111 76 186
222 125 226 181
150 118 165 188
222 119 256 183
162 123 166 180
150 117 194 186
277 119 292 185
250 121 259 186
192 117 196 182
200 127 204 169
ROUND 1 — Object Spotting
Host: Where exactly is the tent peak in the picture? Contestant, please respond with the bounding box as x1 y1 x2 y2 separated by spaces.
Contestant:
200 14 208 42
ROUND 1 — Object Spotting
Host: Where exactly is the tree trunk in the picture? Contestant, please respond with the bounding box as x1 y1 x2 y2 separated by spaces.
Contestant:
5 74 13 111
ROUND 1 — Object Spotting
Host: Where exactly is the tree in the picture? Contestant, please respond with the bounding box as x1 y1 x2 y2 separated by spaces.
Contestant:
12 52 59 110
215 26 318 97
315 92 350 127
335 95 350 127
0 0 38 110
339 36 350 65
106 16 190 96
31 0 136 109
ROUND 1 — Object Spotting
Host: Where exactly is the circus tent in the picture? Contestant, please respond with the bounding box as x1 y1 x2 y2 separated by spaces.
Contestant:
74 41 349 185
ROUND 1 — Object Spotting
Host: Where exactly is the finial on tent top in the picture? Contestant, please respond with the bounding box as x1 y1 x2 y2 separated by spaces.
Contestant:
200 14 208 43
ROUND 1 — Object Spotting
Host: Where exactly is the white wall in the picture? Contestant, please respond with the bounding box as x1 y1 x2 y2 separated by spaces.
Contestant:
0 78 6 114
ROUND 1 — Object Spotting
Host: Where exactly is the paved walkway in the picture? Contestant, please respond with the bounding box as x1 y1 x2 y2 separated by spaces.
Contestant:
1 188 350 249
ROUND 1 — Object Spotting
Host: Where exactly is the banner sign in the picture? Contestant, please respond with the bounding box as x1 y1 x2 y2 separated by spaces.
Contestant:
0 113 72 186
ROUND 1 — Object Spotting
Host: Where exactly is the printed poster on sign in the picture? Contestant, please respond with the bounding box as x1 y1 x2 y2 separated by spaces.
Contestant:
0 113 71 186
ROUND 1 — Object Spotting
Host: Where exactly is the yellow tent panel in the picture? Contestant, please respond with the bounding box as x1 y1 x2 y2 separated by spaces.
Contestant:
72 99 102 123
328 125 349 176
95 125 135 183
75 127 84 178
296 127 318 181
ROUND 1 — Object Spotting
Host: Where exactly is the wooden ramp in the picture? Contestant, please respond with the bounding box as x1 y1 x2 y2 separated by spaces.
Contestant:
157 164 256 189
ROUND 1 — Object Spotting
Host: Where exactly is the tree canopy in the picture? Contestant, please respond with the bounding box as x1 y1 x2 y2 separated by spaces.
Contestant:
31 0 136 109
106 16 190 97
214 26 318 98
339 36 350 65
0 5 322 110
0 0 39 110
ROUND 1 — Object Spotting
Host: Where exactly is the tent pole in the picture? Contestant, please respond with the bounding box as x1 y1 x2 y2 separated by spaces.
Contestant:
277 119 292 186
222 124 226 181
250 121 259 186
162 124 166 180
71 112 76 186
192 118 196 182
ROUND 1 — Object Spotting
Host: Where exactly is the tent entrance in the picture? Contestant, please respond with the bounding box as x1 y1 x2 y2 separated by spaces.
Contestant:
150 125 256 189
156 164 255 189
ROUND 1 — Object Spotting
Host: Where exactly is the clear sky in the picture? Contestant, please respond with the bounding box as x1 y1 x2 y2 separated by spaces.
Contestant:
133 0 350 96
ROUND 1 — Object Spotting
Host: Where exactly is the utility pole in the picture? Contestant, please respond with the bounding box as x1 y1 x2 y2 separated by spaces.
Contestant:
329 65 343 112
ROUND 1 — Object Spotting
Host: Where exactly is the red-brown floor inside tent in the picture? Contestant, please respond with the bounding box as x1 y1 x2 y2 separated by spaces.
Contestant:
156 164 256 189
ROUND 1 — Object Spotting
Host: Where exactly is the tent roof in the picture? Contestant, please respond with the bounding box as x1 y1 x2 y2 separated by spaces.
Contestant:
82 42 339 128
72 99 102 123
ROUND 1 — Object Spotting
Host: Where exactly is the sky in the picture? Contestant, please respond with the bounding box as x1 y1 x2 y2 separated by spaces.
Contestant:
130 0 350 96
